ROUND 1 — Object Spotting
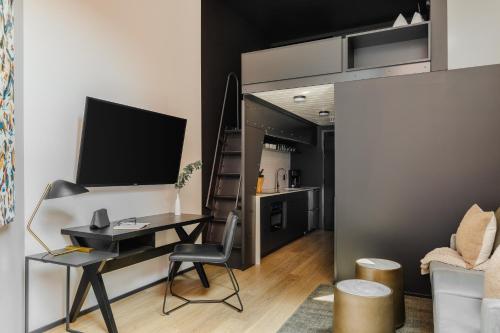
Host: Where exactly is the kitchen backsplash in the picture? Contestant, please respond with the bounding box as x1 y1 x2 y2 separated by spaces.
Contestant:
259 149 291 190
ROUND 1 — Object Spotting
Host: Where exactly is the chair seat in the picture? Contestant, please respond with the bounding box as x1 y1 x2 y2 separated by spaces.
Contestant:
170 244 226 264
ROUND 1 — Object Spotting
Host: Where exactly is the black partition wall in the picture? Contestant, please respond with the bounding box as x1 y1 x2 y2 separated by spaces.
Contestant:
335 64 500 295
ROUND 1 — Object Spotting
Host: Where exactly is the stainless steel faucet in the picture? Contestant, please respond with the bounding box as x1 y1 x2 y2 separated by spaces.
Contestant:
275 168 286 192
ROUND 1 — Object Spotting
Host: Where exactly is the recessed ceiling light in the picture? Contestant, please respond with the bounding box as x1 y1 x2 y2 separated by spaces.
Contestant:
319 110 330 117
293 95 307 103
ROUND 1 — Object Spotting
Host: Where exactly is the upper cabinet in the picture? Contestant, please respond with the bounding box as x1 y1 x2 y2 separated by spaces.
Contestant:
241 19 443 92
242 37 343 85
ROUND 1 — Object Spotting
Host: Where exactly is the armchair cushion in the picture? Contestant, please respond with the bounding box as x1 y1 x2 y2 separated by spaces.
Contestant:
484 246 500 298
481 299 500 333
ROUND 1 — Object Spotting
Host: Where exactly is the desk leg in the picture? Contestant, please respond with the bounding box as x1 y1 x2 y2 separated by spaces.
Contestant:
174 224 210 288
193 263 209 288
69 264 98 322
169 261 182 281
70 262 117 333
89 271 118 333
25 259 29 333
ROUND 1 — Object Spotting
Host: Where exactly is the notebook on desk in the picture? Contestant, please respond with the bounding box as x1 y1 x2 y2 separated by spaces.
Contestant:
113 222 150 230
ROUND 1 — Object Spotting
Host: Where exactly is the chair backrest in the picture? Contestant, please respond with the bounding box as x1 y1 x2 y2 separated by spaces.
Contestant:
221 211 239 260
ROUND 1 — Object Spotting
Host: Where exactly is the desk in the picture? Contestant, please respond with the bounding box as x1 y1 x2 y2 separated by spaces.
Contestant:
59 213 210 333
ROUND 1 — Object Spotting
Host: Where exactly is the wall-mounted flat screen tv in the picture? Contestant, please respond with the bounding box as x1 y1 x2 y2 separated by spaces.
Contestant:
76 97 187 187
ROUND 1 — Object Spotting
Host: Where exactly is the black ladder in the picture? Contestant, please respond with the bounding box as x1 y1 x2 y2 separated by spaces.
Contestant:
205 73 243 268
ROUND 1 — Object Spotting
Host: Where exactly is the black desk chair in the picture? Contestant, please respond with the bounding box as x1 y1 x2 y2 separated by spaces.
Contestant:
162 211 243 315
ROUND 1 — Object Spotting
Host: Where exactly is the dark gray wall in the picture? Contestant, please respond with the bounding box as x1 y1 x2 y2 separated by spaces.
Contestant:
335 64 500 295
201 2 267 211
292 126 334 188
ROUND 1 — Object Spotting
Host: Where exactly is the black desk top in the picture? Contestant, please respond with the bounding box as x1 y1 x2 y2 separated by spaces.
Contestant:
26 250 118 267
61 213 210 242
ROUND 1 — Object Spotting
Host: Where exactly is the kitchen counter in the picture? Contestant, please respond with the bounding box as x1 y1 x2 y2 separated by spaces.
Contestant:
255 186 320 198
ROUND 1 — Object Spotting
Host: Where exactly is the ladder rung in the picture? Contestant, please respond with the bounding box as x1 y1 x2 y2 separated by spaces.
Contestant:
214 195 240 200
225 129 241 134
217 173 240 178
212 218 242 225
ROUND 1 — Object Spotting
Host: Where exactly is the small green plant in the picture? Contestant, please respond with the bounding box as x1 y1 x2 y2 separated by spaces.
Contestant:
175 160 202 190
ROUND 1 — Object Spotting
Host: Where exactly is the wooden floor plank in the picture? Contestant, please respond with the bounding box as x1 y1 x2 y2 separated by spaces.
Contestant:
47 230 334 333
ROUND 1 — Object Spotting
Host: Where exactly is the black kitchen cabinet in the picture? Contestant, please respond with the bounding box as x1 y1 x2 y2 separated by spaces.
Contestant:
260 191 308 257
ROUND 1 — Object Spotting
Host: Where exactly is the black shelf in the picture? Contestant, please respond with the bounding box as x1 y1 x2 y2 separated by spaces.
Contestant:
345 22 430 71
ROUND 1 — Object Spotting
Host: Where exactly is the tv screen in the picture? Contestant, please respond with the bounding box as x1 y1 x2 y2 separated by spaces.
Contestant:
76 97 187 187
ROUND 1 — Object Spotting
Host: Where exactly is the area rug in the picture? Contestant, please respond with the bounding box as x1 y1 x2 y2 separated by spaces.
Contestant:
278 284 433 333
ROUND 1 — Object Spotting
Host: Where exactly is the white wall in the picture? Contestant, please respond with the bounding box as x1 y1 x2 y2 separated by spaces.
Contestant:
448 0 500 69
0 1 24 332
24 0 201 330
259 150 290 190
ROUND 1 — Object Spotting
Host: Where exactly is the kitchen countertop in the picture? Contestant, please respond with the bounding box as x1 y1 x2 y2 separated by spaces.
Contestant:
255 186 320 198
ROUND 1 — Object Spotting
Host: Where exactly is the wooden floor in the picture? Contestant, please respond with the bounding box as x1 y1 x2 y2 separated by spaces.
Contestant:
49 231 333 333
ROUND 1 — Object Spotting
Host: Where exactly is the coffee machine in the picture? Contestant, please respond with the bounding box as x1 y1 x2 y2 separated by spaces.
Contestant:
288 170 301 188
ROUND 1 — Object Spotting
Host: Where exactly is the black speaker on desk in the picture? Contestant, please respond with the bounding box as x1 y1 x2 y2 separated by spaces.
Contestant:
90 208 110 229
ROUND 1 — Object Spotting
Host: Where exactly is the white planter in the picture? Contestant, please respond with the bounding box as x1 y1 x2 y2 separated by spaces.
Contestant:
175 191 181 216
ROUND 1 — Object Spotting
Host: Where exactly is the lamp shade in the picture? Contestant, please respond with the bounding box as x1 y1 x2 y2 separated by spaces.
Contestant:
45 180 89 200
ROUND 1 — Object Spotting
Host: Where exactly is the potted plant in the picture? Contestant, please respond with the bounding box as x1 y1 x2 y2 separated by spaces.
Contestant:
174 160 202 215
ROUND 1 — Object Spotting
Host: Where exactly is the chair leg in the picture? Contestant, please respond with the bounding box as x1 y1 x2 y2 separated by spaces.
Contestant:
223 263 243 312
162 261 173 315
162 262 243 315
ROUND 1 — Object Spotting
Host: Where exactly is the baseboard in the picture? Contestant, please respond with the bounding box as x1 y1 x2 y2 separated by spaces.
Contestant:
29 266 195 333
405 291 432 299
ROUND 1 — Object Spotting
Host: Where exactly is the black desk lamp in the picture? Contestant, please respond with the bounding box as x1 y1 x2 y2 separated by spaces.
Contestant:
26 180 89 256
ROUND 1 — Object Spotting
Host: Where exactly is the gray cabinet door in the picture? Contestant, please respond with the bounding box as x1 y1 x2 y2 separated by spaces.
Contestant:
242 37 343 85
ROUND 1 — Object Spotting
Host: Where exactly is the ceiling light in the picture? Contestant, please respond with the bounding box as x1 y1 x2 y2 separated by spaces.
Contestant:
293 95 306 103
319 110 330 117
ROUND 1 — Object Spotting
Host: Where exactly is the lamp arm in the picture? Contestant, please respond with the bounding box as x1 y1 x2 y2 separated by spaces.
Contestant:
26 183 56 255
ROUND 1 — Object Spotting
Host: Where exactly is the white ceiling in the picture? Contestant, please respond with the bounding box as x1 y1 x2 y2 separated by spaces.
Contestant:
253 84 335 126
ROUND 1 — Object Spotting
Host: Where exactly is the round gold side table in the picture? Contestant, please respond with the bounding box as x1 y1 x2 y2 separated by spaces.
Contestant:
334 279 394 333
356 258 405 328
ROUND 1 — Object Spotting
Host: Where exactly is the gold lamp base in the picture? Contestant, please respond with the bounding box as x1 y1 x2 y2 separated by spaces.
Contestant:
47 246 94 257
65 245 94 253
49 248 79 257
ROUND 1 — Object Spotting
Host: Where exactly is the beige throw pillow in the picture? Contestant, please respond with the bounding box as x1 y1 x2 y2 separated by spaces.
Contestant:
485 246 500 298
456 204 497 267
493 207 500 251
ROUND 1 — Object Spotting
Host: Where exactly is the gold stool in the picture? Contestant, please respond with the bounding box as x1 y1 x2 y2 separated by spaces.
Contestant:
356 258 405 328
334 279 394 333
